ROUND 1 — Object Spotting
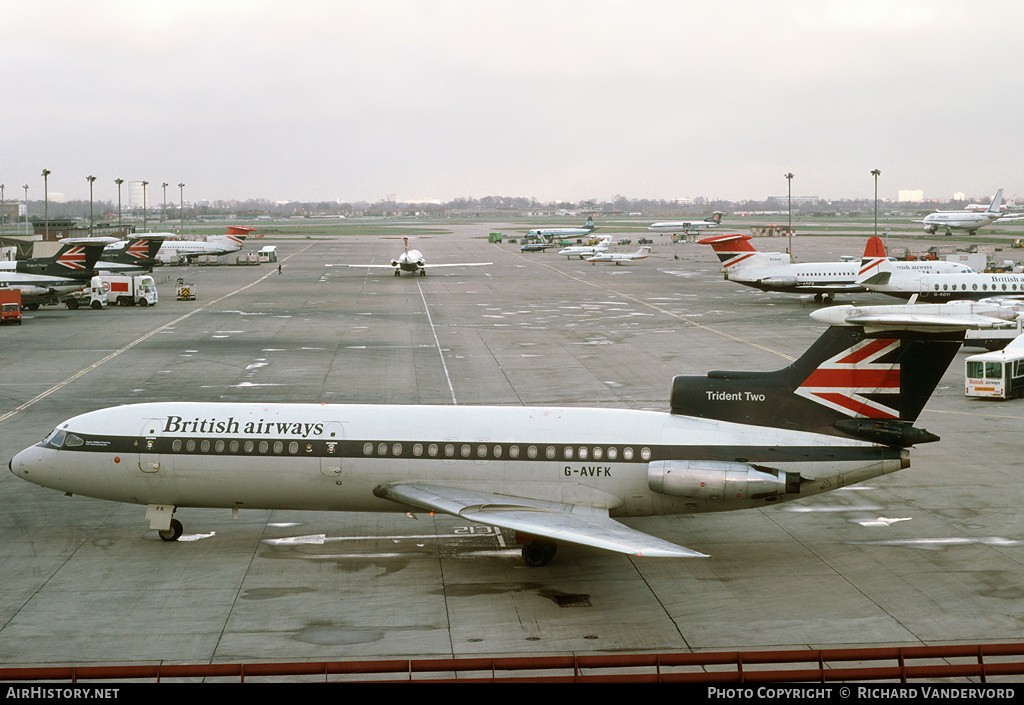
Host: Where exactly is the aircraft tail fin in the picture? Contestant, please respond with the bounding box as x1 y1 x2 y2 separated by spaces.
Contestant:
708 211 724 225
669 322 966 446
856 236 891 282
696 233 775 270
19 240 108 279
987 189 1004 214
107 237 164 267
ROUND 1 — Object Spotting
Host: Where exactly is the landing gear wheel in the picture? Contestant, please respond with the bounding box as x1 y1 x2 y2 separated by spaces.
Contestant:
814 293 823 302
158 518 183 542
522 539 558 567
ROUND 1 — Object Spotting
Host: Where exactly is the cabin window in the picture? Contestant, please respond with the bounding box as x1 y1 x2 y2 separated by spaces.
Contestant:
460 444 471 458
608 447 618 460
392 443 402 456
288 442 299 454
545 446 555 459
477 444 487 458
200 440 211 453
273 441 283 454
413 443 423 456
363 443 373 455
527 445 537 458
229 440 239 453
444 444 455 457
493 445 502 458
428 444 438 457
973 283 978 290
244 441 254 454
641 447 652 461
564 446 573 459
186 440 196 452
593 447 603 460
578 447 588 460
215 440 225 453
377 443 387 456
171 439 182 452
623 447 634 460
258 441 269 454
509 445 520 458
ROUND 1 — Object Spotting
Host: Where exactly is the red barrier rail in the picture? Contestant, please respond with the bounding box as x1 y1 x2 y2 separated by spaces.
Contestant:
2 642 1023 683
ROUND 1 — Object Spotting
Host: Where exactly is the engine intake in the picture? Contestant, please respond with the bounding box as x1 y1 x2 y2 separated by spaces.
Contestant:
649 460 800 500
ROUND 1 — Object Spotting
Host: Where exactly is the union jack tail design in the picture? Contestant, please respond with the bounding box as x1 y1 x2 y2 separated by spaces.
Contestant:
669 325 964 445
56 246 89 270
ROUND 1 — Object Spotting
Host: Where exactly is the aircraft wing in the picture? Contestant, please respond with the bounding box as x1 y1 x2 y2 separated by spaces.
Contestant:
792 283 865 292
374 482 708 559
844 313 1017 330
343 264 394 269
422 262 491 269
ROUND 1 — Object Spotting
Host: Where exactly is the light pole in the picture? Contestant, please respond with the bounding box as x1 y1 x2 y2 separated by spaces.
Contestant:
1 184 5 233
871 169 881 239
115 178 124 233
162 182 168 223
41 169 50 240
142 181 149 232
22 185 28 235
87 175 96 236
178 182 185 232
784 172 794 255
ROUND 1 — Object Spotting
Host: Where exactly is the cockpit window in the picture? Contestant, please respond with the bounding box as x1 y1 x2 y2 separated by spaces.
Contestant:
64 434 85 447
45 429 67 447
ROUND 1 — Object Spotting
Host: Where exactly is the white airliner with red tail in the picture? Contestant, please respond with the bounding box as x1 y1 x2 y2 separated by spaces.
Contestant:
128 226 254 263
698 234 972 301
10 310 977 566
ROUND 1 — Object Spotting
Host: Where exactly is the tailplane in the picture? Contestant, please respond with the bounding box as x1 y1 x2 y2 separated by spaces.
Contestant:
670 322 966 446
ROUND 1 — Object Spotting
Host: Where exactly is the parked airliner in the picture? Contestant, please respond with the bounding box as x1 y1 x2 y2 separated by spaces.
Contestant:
10 312 972 566
0 240 108 307
698 234 972 301
124 226 254 263
918 189 1024 235
559 236 612 259
648 212 724 234
586 246 651 265
858 258 1024 301
344 237 491 276
525 216 597 241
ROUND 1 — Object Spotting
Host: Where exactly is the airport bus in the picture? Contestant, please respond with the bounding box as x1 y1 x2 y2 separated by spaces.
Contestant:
964 335 1024 399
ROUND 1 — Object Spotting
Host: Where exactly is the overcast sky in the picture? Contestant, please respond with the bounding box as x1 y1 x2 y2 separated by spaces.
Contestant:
3 0 1022 205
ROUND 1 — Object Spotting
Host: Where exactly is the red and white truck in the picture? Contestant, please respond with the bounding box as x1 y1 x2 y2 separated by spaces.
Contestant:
99 274 158 307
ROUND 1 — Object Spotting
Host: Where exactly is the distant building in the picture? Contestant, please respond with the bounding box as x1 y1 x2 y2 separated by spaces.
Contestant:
897 189 924 202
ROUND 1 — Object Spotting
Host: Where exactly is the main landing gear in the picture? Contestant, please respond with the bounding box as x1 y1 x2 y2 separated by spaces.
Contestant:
519 535 558 567
159 519 184 542
813 293 834 303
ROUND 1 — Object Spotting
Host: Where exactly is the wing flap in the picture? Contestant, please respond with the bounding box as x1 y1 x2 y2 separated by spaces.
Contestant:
374 482 707 559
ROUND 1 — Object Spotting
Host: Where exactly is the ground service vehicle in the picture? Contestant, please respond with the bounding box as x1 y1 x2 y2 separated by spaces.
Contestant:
63 276 108 310
965 335 1024 399
100 274 158 307
0 289 22 325
258 245 278 262
176 278 196 301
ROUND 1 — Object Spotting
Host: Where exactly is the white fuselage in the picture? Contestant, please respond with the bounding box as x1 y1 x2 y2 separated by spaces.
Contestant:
648 221 717 233
559 241 610 259
865 272 1024 301
11 401 903 519
728 259 972 294
921 211 1004 234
